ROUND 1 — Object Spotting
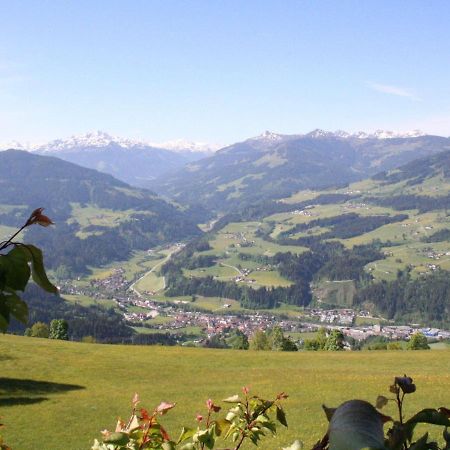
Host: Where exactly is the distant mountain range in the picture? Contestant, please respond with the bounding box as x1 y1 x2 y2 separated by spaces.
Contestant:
3 129 450 215
152 131 450 213
0 131 219 188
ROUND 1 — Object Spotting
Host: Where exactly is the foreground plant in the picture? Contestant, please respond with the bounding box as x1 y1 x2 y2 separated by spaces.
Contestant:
92 388 293 450
315 375 450 450
0 208 57 332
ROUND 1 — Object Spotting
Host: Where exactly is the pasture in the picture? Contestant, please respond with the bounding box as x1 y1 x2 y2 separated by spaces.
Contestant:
1 335 449 450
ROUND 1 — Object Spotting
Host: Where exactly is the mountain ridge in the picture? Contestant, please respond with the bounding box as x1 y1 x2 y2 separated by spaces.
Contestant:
152 132 450 214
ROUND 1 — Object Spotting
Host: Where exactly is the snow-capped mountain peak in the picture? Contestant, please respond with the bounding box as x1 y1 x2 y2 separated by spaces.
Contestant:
250 130 286 142
2 131 221 154
34 131 165 153
307 129 426 140
156 139 221 153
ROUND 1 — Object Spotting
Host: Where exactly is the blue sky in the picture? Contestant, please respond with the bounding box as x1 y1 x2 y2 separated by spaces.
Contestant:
1 0 449 144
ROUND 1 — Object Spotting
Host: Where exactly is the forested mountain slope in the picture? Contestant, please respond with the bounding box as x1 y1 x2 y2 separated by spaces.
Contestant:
0 150 201 276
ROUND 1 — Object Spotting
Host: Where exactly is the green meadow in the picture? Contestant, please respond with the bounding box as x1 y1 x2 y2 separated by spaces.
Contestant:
1 335 450 450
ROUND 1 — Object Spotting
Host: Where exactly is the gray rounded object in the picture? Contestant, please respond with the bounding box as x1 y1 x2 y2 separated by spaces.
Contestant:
328 400 386 450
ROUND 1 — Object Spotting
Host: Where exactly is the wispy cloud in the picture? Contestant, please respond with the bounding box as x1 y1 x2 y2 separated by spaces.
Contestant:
367 82 420 101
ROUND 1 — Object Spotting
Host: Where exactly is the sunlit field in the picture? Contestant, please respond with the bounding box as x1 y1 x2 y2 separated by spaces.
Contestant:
1 335 449 449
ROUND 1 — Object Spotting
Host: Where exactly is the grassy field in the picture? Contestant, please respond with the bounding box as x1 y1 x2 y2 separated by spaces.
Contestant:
1 335 450 450
62 294 118 310
181 221 300 292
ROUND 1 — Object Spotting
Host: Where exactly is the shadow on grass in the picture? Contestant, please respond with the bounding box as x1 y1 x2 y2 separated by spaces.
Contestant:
0 377 85 407
0 397 49 406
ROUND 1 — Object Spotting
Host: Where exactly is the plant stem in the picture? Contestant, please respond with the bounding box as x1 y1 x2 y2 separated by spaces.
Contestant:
233 432 246 450
0 223 27 251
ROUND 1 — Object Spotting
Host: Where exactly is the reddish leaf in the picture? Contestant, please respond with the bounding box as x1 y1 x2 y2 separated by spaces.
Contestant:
160 424 171 441
156 401 176 415
206 398 221 412
26 208 54 227
140 408 152 421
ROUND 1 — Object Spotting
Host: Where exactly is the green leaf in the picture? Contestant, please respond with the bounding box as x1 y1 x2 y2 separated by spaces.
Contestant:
177 426 195 443
21 245 57 294
322 404 337 422
178 444 195 450
408 408 450 426
276 406 288 427
443 427 450 446
103 432 130 445
214 418 231 436
4 289 28 324
161 442 176 450
0 295 10 332
1 248 30 291
196 430 214 449
409 433 430 450
375 396 389 409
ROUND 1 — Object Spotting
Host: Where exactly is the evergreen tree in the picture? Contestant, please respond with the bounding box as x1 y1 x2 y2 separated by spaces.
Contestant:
49 319 69 340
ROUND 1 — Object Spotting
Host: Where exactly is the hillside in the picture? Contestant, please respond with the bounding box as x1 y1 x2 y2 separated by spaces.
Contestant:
0 150 201 276
158 148 450 327
153 131 450 213
1 334 448 450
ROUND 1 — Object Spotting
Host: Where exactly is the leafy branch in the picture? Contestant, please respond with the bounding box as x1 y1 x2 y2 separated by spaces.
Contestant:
0 208 57 332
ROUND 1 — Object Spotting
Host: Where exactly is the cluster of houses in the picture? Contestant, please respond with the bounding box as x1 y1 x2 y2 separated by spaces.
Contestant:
343 324 450 342
305 308 356 325
290 205 315 217
89 268 128 293
60 262 450 346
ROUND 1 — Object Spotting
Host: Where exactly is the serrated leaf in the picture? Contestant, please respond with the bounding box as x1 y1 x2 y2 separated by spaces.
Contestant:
21 245 57 294
276 406 288 427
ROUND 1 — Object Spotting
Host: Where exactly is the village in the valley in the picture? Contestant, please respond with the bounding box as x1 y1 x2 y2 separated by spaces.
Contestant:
59 264 450 347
